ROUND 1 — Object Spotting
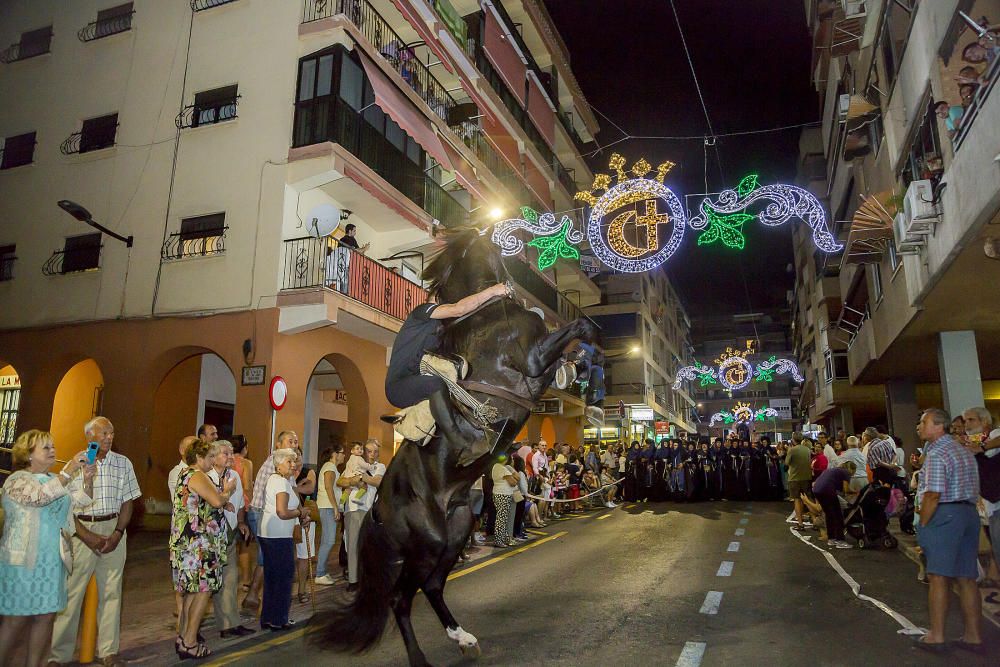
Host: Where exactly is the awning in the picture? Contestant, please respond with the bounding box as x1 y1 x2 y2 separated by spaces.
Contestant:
483 2 527 105
389 0 455 74
357 52 454 172
440 135 489 202
459 77 497 125
843 192 895 264
526 70 555 148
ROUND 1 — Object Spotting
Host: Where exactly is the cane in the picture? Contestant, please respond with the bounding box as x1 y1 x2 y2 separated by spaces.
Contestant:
305 518 317 614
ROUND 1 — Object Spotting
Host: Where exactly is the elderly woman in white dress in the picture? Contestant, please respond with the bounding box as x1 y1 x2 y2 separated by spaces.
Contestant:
0 430 94 667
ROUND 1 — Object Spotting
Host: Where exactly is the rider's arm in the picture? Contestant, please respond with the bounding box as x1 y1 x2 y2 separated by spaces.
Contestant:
430 283 508 320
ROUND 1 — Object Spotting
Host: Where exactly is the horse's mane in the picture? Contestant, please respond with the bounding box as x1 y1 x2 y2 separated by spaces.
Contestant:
422 226 501 302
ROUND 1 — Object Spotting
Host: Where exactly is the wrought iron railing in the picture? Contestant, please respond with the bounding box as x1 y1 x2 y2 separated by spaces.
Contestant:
0 256 15 281
503 256 559 313
424 179 467 229
191 0 239 10
175 96 240 129
60 124 117 155
555 160 575 195
42 245 103 276
78 10 134 42
160 227 228 261
0 36 52 63
281 236 426 321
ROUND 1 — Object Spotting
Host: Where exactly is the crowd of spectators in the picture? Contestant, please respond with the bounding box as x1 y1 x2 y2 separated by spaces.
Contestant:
934 17 1000 142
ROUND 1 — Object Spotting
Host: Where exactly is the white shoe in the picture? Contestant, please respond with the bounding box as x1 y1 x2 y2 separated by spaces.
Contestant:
314 574 336 585
605 501 616 508
833 540 853 549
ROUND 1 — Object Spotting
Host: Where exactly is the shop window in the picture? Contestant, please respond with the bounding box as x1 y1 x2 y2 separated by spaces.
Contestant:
0 385 19 446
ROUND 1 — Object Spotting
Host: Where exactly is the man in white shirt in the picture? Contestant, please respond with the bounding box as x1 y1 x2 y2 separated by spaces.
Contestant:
207 441 254 638
338 439 385 592
530 440 549 477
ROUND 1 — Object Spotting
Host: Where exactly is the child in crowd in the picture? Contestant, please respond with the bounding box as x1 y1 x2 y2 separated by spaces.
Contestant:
537 468 552 522
601 466 618 508
339 442 372 506
552 463 568 518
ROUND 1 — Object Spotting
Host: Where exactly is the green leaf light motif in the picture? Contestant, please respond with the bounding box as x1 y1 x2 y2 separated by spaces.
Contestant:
736 173 759 197
521 206 540 223
723 414 735 425
527 218 580 271
696 202 754 250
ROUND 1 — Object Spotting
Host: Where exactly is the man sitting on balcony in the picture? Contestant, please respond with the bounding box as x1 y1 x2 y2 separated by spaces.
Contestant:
384 282 512 455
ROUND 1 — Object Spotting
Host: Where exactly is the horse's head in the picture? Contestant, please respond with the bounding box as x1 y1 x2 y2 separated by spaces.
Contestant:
423 226 504 304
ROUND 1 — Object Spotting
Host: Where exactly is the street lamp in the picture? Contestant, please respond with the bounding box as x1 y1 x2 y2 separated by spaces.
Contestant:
57 200 133 247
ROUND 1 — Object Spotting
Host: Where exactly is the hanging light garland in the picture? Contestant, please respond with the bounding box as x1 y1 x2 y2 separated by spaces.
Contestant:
673 346 803 391
710 401 780 426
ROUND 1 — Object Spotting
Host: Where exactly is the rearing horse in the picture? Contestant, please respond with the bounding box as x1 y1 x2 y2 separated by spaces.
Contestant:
311 227 598 666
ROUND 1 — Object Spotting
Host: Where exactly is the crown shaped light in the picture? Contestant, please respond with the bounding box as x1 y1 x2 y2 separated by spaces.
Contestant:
574 153 676 206
714 346 751 365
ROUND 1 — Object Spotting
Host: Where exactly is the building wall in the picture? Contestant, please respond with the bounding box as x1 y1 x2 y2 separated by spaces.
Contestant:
49 358 104 463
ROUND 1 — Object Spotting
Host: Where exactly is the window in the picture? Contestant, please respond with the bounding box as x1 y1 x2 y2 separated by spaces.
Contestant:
95 3 134 39
900 101 942 188
0 386 19 446
888 241 900 271
823 349 849 382
179 213 226 256
11 25 53 60
79 113 118 153
1 132 35 169
192 85 238 127
877 0 915 87
61 233 102 273
0 244 15 281
871 262 883 303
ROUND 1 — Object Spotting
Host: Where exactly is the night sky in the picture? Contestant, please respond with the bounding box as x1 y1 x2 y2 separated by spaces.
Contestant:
544 0 818 319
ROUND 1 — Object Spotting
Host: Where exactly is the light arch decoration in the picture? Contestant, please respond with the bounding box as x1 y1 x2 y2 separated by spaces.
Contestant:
710 401 780 426
489 154 842 274
673 346 804 392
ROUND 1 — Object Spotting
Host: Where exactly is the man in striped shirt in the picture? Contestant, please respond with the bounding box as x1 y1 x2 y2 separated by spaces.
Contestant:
914 408 981 652
864 427 899 480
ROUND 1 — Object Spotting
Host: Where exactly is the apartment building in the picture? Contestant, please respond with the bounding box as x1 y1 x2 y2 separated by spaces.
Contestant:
795 0 1000 452
0 0 601 493
583 269 696 445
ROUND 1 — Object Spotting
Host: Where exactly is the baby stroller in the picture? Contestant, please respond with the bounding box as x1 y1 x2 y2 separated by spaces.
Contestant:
844 480 898 550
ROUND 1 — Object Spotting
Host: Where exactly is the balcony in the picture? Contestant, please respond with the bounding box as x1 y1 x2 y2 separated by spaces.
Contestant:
60 115 118 155
42 245 103 276
78 8 134 42
555 160 575 195
281 236 425 322
0 27 52 63
175 94 239 129
0 253 15 281
191 0 239 10
503 256 557 313
160 227 228 261
953 50 1000 151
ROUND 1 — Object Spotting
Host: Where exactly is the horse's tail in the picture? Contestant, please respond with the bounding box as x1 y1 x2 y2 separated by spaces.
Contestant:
309 511 399 653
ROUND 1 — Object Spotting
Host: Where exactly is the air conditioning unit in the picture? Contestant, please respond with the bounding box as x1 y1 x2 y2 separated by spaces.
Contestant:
893 212 925 254
838 93 851 122
842 0 866 17
902 179 939 233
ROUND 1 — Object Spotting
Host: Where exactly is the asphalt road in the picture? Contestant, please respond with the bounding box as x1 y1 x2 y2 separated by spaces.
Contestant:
200 501 1000 667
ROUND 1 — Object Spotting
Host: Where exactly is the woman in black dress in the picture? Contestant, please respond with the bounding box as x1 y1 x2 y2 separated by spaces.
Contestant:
623 441 641 502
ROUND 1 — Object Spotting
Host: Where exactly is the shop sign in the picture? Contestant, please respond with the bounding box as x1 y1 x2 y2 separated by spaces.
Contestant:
333 389 348 404
579 254 602 275
0 375 20 389
631 407 655 421
531 398 562 415
241 365 266 386
654 420 670 435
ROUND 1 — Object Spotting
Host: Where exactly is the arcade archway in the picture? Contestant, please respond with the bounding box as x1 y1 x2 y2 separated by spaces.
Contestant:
50 359 104 463
302 353 369 465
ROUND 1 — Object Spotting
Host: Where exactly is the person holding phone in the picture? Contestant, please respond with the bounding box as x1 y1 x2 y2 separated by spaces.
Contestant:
0 430 95 667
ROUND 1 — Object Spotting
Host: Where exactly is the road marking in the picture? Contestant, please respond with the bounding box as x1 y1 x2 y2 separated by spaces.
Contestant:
625 504 636 509
727 541 740 552
789 527 925 635
207 531 569 665
734 528 745 536
448 531 568 581
699 591 723 615
716 561 734 577
675 641 707 667
597 513 611 520
738 517 749 525
527 529 546 536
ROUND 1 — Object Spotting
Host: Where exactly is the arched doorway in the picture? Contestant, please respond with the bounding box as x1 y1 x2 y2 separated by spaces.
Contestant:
302 353 369 465
0 363 21 474
148 352 236 505
50 359 104 464
540 416 557 446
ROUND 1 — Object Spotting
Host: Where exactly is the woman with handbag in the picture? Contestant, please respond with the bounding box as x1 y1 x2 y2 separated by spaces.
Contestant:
0 430 94 667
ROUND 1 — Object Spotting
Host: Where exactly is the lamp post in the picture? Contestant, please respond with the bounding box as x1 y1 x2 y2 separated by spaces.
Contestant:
57 200 133 247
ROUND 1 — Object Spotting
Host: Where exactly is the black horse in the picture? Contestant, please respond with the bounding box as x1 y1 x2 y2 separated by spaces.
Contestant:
311 227 598 666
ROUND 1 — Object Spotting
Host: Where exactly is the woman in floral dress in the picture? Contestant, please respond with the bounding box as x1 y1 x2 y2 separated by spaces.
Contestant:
169 439 236 660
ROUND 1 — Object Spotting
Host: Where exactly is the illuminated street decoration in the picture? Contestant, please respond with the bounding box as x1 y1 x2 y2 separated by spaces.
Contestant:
689 174 842 254
491 161 840 273
673 346 803 391
575 154 686 273
710 402 780 426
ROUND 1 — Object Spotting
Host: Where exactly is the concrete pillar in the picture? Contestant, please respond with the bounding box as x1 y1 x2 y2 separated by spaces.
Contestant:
885 380 919 456
937 331 984 418
837 405 854 435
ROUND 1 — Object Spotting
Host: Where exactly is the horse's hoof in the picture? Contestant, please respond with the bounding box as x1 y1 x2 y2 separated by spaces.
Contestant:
460 642 481 659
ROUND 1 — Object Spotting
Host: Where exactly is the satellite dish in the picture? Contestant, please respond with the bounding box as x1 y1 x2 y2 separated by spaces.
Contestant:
306 204 342 238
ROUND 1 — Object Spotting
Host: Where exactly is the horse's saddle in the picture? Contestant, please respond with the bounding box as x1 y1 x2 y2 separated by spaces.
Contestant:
388 354 466 444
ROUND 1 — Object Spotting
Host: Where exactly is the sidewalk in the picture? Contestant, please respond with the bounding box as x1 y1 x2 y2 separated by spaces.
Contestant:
70 510 578 665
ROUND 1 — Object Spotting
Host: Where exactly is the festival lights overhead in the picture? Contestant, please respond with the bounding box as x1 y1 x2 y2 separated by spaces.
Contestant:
710 402 780 426
673 346 804 392
489 157 842 274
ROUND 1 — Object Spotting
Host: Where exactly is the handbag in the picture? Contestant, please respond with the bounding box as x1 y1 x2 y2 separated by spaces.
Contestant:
59 529 74 574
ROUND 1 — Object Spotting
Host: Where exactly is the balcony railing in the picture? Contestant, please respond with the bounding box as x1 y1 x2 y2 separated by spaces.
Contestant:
449 120 539 209
42 246 103 276
503 256 558 313
555 160 575 194
175 96 240 129
424 179 467 229
0 36 52 63
281 236 426 321
0 256 15 281
78 11 134 42
953 53 1000 151
191 0 239 10
160 228 228 261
